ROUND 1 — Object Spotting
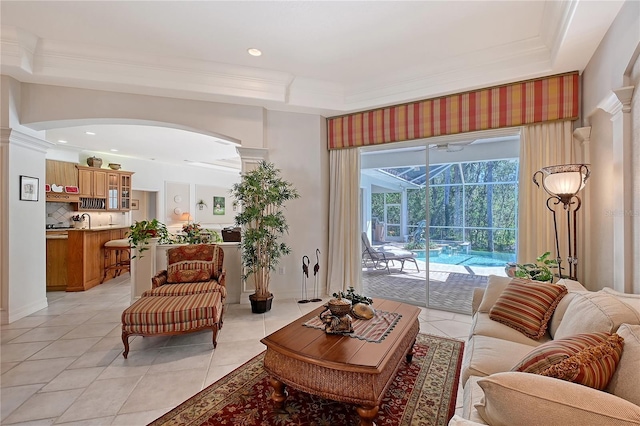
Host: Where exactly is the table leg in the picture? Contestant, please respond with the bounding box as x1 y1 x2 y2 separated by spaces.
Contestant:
406 338 416 363
268 377 288 408
356 405 379 426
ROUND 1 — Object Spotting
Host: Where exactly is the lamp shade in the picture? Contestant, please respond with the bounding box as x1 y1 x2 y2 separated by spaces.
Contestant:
538 164 590 198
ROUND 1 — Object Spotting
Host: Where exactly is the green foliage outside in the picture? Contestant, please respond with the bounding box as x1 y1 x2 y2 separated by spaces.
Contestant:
377 160 518 255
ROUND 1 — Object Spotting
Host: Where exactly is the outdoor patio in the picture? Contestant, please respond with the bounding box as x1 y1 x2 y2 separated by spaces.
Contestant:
362 259 507 315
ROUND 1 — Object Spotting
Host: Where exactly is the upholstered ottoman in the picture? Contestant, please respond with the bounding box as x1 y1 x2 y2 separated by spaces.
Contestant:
121 291 222 358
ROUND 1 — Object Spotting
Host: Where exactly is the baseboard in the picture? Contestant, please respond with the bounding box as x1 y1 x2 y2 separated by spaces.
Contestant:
4 298 48 324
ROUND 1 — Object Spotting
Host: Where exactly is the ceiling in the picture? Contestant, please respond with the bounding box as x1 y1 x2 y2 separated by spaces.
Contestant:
0 1 624 167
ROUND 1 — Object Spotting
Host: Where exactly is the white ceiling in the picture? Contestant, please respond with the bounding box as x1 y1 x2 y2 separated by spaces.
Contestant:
0 1 624 166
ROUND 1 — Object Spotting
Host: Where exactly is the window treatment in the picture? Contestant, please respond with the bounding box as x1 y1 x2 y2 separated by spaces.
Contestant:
327 148 362 295
329 72 579 149
518 120 579 276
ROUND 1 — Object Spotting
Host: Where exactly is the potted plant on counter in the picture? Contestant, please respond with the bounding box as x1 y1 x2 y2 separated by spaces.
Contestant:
231 160 299 313
128 219 168 259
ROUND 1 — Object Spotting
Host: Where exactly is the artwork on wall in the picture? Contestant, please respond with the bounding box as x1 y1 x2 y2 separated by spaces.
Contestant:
20 175 39 201
131 199 139 210
213 196 225 215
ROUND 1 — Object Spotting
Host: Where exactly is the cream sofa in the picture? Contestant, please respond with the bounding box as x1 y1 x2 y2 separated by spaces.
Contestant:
452 275 640 425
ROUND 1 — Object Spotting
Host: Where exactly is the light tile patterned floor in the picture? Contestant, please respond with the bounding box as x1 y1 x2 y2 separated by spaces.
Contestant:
1 274 471 425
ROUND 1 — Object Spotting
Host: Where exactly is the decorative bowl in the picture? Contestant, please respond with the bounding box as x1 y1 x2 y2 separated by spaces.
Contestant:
352 303 375 320
108 163 121 170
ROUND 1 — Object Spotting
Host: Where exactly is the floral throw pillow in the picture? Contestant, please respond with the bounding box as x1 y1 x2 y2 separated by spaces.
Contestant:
489 278 567 340
167 268 211 284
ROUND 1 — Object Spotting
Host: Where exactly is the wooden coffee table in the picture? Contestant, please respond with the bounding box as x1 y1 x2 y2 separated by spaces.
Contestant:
260 299 420 426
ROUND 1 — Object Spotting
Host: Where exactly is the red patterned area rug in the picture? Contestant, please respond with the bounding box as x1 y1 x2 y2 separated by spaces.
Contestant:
149 333 464 426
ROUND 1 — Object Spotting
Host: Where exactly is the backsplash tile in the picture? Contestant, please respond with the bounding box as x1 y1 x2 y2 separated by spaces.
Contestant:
46 204 131 228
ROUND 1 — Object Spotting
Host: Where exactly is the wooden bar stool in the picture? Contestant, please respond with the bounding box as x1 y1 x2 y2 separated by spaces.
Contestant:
102 239 131 283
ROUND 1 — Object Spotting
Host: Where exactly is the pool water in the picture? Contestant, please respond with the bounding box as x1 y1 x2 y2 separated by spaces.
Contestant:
414 251 515 267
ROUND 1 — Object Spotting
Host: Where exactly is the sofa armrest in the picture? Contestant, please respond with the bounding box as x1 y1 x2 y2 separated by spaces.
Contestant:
472 288 485 315
151 270 168 289
218 269 226 287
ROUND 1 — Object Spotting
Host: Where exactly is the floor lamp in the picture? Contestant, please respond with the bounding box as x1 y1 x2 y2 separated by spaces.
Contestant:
533 164 590 280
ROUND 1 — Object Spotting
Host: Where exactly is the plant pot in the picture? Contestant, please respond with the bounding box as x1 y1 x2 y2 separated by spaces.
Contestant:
249 293 273 314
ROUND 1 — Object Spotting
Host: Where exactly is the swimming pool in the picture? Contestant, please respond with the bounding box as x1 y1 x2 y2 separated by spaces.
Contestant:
414 250 515 267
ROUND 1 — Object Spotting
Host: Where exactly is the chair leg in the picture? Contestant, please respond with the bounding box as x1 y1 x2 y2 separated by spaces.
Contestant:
211 324 219 348
122 331 130 359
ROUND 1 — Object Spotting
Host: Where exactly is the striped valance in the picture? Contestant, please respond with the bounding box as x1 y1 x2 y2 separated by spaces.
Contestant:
328 72 579 149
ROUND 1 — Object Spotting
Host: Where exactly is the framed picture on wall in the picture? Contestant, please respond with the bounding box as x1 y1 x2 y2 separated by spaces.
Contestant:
131 199 139 210
20 175 39 201
213 196 225 215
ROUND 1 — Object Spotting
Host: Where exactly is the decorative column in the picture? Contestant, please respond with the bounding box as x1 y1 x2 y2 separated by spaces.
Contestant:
611 87 634 293
236 147 269 304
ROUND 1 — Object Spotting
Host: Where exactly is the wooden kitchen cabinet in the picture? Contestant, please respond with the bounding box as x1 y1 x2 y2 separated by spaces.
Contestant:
107 171 134 211
77 166 107 198
46 160 78 187
46 233 68 291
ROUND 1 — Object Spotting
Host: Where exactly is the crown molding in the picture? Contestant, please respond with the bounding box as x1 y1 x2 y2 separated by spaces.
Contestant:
0 128 52 152
1 25 561 114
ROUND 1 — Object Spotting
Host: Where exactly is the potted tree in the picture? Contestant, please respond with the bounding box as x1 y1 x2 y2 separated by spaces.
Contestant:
128 219 169 259
231 160 299 313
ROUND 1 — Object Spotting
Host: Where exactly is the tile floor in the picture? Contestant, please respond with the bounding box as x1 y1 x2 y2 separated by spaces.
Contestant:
1 275 471 425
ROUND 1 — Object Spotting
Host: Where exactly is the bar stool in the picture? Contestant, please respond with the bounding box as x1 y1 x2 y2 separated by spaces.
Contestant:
102 239 131 283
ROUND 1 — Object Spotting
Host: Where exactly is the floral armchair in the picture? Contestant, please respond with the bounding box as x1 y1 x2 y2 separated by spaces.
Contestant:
144 244 227 300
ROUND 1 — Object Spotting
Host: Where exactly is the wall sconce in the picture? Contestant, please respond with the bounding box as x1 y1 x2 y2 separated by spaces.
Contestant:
533 164 590 280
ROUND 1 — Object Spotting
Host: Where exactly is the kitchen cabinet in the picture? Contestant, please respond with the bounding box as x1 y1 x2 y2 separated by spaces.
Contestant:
46 160 78 187
67 227 129 291
46 232 68 291
77 166 107 199
107 171 134 211
46 160 80 202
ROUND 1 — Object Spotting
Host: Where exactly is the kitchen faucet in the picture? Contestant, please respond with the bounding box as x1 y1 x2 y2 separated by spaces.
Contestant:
80 213 91 229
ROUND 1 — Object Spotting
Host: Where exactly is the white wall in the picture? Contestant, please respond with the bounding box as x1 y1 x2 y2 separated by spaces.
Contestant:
1 76 51 323
266 110 329 300
194 184 236 226
581 0 640 292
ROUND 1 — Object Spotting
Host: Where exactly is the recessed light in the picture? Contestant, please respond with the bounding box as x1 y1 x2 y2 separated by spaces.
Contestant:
85 131 96 135
57 139 68 144
110 149 118 152
247 48 262 57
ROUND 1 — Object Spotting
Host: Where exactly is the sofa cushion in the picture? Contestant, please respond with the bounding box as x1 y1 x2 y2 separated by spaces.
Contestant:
475 372 640 426
471 313 550 346
512 332 624 390
477 275 512 313
602 287 640 313
142 280 227 299
462 376 488 425
489 279 567 340
461 335 537 384
554 292 640 339
549 279 588 338
607 324 640 406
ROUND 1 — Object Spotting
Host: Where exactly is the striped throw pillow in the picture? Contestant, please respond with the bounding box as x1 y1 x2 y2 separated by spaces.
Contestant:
489 279 567 339
512 332 624 390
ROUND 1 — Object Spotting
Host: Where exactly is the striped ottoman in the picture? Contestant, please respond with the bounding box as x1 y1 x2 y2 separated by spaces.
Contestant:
121 292 222 358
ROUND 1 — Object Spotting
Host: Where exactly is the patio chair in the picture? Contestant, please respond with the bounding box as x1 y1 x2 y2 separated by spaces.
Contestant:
361 232 420 274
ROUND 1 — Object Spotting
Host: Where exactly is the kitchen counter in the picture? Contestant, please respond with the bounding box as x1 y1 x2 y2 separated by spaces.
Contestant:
68 225 130 231
67 227 130 291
